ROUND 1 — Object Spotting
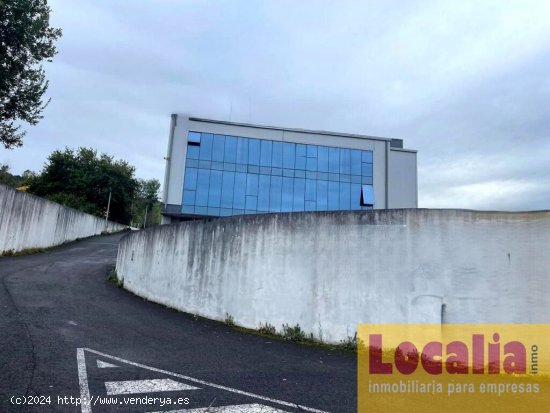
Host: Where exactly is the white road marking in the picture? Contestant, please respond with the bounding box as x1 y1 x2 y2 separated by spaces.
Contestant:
105 378 199 395
76 348 92 413
97 360 118 368
77 348 330 413
148 403 288 412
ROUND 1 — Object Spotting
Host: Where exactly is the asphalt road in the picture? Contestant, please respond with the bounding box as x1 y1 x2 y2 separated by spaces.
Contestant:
0 233 355 413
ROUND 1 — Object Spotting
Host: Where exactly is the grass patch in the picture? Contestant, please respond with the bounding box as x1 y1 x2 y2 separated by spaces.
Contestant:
0 247 46 257
224 313 235 326
107 267 124 288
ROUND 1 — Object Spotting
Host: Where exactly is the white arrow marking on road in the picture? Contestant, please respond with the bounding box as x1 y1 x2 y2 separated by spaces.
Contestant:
148 403 288 413
77 348 330 413
105 378 200 395
97 360 118 368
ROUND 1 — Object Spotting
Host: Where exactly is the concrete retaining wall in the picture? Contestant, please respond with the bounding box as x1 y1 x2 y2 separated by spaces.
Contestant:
116 209 550 343
0 184 126 254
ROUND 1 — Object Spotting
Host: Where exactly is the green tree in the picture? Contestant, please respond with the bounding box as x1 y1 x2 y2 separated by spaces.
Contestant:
0 163 32 187
27 147 138 224
0 0 62 148
131 178 161 228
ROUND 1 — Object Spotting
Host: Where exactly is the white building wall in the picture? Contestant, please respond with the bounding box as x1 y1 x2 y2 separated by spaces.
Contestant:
389 149 418 208
0 184 125 254
116 209 550 344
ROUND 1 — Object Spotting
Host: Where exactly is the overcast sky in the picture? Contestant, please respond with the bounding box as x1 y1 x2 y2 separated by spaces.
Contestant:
2 0 549 210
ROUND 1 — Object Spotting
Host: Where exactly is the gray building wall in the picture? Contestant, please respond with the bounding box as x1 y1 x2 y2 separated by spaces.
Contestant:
162 114 417 219
389 148 418 208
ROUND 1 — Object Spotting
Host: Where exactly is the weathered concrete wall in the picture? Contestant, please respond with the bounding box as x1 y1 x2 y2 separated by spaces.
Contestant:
0 184 126 254
116 209 550 343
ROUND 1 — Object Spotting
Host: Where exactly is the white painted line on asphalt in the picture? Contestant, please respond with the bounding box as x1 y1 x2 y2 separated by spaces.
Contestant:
78 348 330 413
148 403 288 412
97 360 118 368
76 348 92 413
105 378 200 395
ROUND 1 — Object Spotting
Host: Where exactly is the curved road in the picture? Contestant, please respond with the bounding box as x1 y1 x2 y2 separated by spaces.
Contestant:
0 234 355 412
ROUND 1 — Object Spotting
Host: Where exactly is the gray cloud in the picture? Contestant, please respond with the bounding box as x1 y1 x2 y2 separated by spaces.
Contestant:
1 0 549 210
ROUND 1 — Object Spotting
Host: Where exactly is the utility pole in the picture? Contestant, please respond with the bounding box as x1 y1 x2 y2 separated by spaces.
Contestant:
105 190 112 228
143 203 148 229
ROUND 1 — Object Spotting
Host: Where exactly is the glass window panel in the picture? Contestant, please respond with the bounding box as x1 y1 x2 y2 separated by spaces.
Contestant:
270 176 282 212
362 176 373 185
317 146 329 172
224 136 237 163
307 145 317 158
248 139 261 165
233 173 247 209
306 171 317 180
293 178 305 211
340 174 351 183
329 147 340 173
351 150 362 175
245 210 256 215
211 161 223 170
188 131 201 143
258 175 270 211
295 155 306 170
305 179 316 201
305 201 316 211
199 160 211 169
317 180 328 210
221 171 235 208
183 190 195 205
194 206 208 215
208 170 222 207
328 173 339 182
260 140 272 167
317 172 328 181
186 159 199 168
212 135 225 162
220 208 232 216
236 137 248 164
271 167 282 176
236 164 247 172
283 168 294 178
184 167 198 190
195 169 210 206
339 149 351 174
283 143 295 169
281 177 294 212
223 162 236 172
351 183 362 210
351 175 361 184
361 184 375 206
306 157 317 171
328 181 339 210
246 173 259 196
362 150 373 163
362 163 373 177
272 142 283 168
296 144 307 157
182 205 194 214
187 145 199 159
246 195 257 210
207 207 220 216
248 165 259 174
295 170 306 178
199 133 213 160
339 182 351 209
232 209 244 215
259 166 271 175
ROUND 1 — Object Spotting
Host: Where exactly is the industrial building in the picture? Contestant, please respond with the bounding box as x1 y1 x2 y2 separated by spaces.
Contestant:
162 114 417 222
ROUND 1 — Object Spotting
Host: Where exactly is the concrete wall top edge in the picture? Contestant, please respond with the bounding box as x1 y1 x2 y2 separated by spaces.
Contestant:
123 208 550 245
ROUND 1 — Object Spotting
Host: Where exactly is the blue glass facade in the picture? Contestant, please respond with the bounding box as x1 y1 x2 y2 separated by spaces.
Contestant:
181 131 374 216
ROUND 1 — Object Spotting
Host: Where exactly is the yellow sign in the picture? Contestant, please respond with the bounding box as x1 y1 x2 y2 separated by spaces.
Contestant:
358 324 550 412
